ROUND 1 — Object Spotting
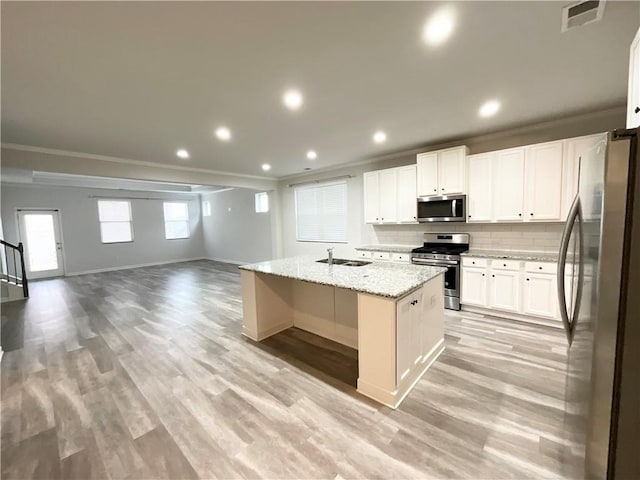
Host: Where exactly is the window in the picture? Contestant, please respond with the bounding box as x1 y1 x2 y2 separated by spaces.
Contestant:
255 192 269 213
202 200 211 217
98 200 133 243
163 202 190 239
295 180 347 242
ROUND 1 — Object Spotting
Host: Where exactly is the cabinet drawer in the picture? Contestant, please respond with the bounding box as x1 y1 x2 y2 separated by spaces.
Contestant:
391 252 411 263
356 250 373 259
490 259 521 271
525 261 557 274
462 257 488 268
372 251 391 261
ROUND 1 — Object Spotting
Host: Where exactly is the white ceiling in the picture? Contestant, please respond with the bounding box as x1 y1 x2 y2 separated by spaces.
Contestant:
1 1 638 178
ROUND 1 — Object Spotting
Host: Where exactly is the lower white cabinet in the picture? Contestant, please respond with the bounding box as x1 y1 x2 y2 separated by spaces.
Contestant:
523 273 557 319
396 288 424 383
462 257 563 325
489 269 520 312
461 267 487 307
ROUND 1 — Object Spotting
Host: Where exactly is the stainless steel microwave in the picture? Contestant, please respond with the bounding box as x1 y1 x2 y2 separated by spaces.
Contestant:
417 194 466 222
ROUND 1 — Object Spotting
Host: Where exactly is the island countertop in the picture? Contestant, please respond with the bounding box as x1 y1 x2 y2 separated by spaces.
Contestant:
239 256 445 299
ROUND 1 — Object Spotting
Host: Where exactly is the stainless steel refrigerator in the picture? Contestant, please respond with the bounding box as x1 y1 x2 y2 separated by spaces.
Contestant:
557 128 639 479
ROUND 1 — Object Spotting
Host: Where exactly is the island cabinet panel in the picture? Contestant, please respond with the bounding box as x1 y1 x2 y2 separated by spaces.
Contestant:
396 294 417 384
357 293 398 405
292 281 336 341
240 271 293 341
334 288 358 349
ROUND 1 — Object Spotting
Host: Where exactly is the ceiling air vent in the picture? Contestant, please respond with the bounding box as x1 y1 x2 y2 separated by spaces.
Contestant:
562 0 606 32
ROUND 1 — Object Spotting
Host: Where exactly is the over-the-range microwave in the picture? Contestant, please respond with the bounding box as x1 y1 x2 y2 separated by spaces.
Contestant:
417 194 467 222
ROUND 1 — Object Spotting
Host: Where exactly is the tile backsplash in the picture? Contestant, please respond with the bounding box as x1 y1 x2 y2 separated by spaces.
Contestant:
367 222 564 253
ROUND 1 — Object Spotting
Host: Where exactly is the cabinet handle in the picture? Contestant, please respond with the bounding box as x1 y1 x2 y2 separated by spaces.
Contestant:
503 264 506 267
526 278 530 281
441 188 445 191
530 213 534 216
472 261 475 264
381 217 384 220
433 189 437 192
492 274 495 278
538 266 542 270
518 213 522 217
482 273 485 277
376 217 379 221
635 106 640 114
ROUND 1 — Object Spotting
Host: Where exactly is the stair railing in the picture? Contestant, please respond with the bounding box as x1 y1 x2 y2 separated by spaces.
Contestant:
0 239 29 298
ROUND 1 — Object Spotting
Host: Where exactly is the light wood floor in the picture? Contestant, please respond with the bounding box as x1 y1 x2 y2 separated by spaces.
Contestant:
1 260 581 479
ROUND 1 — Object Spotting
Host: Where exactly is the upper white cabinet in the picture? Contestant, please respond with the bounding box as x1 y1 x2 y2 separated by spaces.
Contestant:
364 165 417 225
467 153 493 222
524 141 563 221
562 134 604 219
416 152 438 196
378 169 398 223
628 26 640 128
417 146 467 197
492 148 525 222
396 165 418 223
363 171 380 223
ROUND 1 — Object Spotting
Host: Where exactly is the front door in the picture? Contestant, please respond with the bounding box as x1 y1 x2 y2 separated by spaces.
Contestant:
17 210 65 279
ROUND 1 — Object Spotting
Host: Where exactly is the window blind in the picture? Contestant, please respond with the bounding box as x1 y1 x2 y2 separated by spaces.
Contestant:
295 180 347 242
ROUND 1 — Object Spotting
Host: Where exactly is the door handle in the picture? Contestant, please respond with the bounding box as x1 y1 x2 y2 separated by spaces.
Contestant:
557 195 581 345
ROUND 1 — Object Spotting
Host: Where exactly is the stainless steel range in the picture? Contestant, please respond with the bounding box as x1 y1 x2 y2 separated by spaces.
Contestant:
411 233 469 311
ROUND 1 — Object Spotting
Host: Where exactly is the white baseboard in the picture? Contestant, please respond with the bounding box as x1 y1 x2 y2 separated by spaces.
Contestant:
66 257 208 276
206 256 252 266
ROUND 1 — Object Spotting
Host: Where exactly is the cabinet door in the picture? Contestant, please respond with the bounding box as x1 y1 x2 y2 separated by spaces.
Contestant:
417 152 439 197
363 171 380 223
493 148 525 222
397 165 417 223
523 273 558 319
467 153 493 222
489 270 520 312
461 267 487 307
396 295 414 384
628 26 640 128
438 147 466 195
562 135 604 220
411 289 424 366
378 169 398 223
525 142 563 221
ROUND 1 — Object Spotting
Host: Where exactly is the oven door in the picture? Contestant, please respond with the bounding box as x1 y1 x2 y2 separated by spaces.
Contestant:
417 195 466 222
411 258 460 297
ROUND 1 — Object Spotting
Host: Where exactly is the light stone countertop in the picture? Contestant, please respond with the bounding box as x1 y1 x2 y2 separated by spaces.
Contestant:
462 249 559 262
355 244 419 254
239 256 445 299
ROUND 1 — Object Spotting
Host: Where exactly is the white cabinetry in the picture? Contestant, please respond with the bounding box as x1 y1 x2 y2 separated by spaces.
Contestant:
461 267 487 307
467 153 493 222
628 26 640 128
396 165 418 223
416 152 438 196
462 258 564 326
492 148 525 222
417 146 467 197
524 141 564 221
396 288 424 383
562 134 604 220
489 269 520 313
363 165 417 225
378 169 398 223
363 172 380 223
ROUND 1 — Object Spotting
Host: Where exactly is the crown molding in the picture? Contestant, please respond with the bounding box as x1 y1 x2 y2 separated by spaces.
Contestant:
0 143 277 182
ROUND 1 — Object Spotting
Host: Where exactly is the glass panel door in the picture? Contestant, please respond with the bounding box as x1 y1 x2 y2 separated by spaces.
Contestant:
17 210 65 279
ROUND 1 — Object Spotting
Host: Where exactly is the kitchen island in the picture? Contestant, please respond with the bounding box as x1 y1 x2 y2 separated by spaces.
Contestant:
239 256 446 408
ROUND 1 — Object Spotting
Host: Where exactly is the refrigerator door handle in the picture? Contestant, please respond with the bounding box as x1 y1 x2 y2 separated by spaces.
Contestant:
557 195 581 345
569 204 585 343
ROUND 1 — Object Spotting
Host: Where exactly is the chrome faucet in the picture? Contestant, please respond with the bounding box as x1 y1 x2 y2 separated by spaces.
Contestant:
327 247 334 265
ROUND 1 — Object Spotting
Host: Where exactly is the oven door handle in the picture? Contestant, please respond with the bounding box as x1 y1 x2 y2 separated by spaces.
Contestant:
412 259 457 266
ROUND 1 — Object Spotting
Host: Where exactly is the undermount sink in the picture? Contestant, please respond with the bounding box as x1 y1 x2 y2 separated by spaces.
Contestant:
316 258 371 267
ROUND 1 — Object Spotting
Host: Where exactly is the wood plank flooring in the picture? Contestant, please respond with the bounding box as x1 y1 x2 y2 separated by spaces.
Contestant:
1 260 581 479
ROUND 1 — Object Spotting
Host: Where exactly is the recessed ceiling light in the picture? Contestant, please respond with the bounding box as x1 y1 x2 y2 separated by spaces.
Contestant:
306 150 317 160
479 100 501 118
176 149 189 159
423 7 455 47
283 89 303 110
215 127 231 141
262 163 271 171
373 131 387 144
